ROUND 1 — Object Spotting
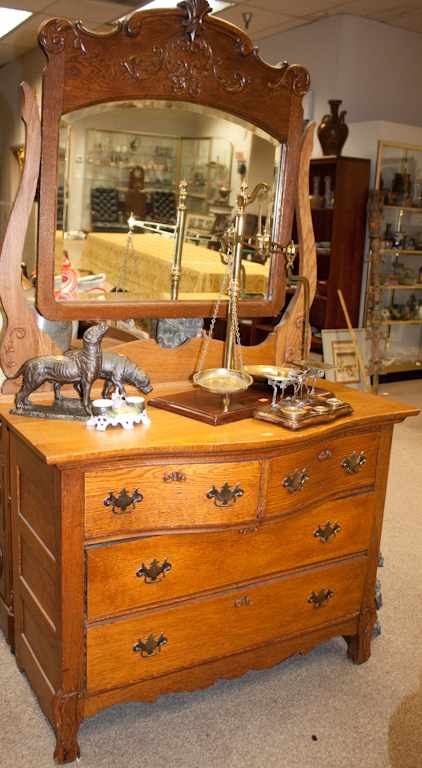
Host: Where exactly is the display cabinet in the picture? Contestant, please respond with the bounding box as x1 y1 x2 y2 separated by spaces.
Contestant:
180 136 232 214
366 141 422 388
67 130 233 232
82 129 179 230
308 156 370 349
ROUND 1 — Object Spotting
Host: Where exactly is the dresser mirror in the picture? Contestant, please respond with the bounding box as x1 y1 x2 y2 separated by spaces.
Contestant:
57 99 281 304
36 1 309 320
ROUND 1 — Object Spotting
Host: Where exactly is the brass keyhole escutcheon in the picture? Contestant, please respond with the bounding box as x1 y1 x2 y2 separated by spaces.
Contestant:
282 468 309 494
317 448 332 461
234 595 252 608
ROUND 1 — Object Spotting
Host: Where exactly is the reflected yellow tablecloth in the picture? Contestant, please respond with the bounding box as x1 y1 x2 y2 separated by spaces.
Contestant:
78 232 269 299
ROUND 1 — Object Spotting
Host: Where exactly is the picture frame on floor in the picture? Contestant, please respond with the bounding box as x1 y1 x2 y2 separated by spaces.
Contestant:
322 328 370 389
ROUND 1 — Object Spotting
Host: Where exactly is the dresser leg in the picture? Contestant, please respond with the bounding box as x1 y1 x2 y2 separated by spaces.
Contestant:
344 609 375 665
53 692 81 764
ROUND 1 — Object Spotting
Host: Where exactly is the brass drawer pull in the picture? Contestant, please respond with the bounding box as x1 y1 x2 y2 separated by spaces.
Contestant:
308 588 334 608
234 595 252 608
282 468 309 493
313 521 342 543
207 482 244 507
133 633 167 657
136 558 172 583
318 448 332 461
103 488 143 515
163 471 186 482
341 451 366 475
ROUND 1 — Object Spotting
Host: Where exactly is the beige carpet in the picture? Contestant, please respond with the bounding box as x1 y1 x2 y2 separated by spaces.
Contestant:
1 380 421 768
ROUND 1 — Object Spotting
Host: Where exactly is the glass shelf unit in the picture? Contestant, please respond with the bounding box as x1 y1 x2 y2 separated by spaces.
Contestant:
367 140 422 386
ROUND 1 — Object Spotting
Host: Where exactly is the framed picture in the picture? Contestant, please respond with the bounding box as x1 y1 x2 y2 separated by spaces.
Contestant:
322 328 369 388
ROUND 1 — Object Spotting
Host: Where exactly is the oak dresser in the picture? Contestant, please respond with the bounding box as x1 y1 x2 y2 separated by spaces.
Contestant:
0 383 417 763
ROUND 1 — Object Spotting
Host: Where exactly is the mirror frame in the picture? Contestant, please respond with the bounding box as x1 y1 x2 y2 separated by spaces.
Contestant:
36 0 310 320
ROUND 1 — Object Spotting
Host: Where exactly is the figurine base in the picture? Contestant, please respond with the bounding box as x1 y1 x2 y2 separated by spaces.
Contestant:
149 388 272 425
253 398 353 430
11 397 90 421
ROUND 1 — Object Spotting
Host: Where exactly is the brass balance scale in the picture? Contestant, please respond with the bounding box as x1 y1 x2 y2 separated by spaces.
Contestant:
150 182 352 428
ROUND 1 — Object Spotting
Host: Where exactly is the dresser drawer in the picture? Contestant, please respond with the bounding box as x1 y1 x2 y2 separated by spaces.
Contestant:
84 461 261 538
86 556 366 692
87 493 374 621
266 431 379 517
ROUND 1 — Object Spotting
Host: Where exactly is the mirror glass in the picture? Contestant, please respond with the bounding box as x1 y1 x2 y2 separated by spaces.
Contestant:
55 100 282 305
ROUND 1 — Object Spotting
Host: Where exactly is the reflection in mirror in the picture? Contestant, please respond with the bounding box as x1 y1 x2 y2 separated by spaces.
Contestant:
55 100 281 305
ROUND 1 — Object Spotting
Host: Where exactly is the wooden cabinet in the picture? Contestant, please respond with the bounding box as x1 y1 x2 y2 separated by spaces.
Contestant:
0 385 416 764
308 156 370 348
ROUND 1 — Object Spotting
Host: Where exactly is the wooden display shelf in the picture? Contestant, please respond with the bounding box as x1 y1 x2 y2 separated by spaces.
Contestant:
380 360 422 373
380 319 422 325
381 284 422 290
384 205 422 213
381 249 422 256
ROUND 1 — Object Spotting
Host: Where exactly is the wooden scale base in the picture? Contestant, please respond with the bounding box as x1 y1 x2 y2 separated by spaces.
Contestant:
148 386 350 428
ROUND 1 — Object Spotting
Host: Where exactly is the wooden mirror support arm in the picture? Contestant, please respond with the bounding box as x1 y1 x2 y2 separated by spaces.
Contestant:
274 122 317 364
0 82 59 394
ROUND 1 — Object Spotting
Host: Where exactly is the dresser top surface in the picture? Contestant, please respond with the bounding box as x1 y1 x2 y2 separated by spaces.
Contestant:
0 382 417 466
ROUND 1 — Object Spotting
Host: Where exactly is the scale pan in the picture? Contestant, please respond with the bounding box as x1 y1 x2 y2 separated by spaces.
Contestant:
193 368 253 395
290 359 334 372
244 364 300 381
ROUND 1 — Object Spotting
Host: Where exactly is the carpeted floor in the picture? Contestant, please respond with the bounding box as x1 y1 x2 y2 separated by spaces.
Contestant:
0 380 421 768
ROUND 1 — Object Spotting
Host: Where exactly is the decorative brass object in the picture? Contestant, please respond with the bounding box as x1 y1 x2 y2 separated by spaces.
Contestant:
317 448 332 461
136 559 172 583
11 144 25 172
103 488 143 514
341 450 366 474
170 180 188 300
133 633 168 657
163 471 187 483
282 468 309 493
206 482 244 507
234 595 251 607
313 521 342 543
308 588 334 608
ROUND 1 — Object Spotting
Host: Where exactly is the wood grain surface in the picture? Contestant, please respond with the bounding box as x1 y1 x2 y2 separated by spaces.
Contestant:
87 493 374 621
85 460 261 538
265 430 379 516
86 556 366 693
0 382 417 466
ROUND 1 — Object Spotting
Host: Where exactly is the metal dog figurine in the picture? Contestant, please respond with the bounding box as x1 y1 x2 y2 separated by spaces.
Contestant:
13 322 109 415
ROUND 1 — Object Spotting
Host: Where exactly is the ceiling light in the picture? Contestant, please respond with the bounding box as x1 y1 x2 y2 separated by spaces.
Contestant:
132 1 233 13
0 7 32 39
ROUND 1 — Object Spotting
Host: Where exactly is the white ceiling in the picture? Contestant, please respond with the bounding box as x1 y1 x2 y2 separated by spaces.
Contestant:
1 0 422 66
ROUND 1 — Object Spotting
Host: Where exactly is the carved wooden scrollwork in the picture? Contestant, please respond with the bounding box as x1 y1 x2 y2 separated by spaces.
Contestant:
123 35 250 97
39 18 89 55
268 63 311 96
